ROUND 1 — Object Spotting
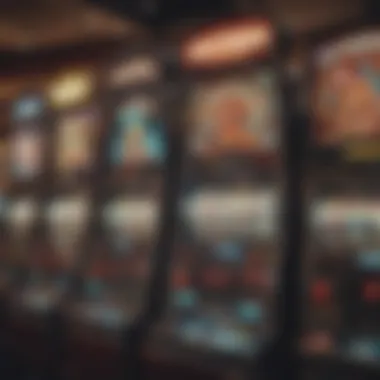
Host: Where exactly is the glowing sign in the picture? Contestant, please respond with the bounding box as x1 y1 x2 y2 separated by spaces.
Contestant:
48 71 94 109
182 19 273 69
109 57 160 87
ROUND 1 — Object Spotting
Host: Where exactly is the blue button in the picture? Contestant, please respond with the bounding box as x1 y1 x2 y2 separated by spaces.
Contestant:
357 251 380 271
172 289 198 309
12 97 44 121
236 301 263 323
214 242 243 262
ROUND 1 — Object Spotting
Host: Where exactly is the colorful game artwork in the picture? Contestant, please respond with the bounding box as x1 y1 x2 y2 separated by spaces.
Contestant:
10 127 43 180
56 111 98 175
188 71 279 157
109 96 166 167
313 32 380 146
46 196 90 267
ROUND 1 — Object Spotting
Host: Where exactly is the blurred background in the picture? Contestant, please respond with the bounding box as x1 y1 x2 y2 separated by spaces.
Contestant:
0 1 379 380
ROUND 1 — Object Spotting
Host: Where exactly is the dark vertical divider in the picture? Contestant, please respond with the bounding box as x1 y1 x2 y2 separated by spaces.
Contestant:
263 28 304 380
123 45 185 380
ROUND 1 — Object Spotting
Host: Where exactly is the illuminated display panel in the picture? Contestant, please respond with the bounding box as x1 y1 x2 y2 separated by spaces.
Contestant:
48 68 100 186
311 30 380 160
303 29 380 364
72 55 166 332
156 20 283 359
54 108 100 181
106 93 166 188
10 94 46 186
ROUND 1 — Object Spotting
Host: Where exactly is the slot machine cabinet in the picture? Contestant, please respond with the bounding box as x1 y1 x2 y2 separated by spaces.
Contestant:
0 20 148 379
142 18 286 380
2 65 102 379
301 28 380 380
4 75 49 319
2 75 60 376
63 48 169 380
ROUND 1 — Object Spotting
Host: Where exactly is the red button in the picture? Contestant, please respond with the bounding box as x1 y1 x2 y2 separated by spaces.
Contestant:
311 280 331 303
363 281 380 302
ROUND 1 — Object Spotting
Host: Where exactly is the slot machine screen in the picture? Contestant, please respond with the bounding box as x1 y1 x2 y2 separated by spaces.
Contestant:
73 54 167 333
10 94 46 186
151 19 284 361
54 109 99 178
48 69 100 184
302 30 380 364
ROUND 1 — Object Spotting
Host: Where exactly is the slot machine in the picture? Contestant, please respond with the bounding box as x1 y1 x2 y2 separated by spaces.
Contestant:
143 18 286 380
63 49 168 380
301 28 380 380
2 77 50 374
3 66 101 378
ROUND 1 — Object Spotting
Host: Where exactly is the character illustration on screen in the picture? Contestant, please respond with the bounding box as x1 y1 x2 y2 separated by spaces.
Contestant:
316 61 380 144
11 129 42 180
192 78 275 156
57 113 96 174
110 98 165 166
